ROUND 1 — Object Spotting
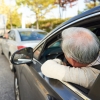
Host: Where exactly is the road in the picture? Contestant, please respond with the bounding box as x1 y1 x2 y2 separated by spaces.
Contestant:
0 47 15 100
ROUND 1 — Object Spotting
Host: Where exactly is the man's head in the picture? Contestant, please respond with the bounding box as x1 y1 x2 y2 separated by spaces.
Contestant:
61 27 100 67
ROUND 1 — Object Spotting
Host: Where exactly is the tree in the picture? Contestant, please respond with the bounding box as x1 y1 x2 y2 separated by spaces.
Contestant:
0 0 21 29
55 0 78 8
7 10 21 29
16 0 56 29
85 0 100 9
55 0 78 18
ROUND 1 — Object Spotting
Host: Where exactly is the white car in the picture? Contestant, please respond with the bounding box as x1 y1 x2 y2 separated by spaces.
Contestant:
1 28 47 71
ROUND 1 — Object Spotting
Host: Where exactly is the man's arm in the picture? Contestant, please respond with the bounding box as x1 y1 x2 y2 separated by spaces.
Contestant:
41 59 96 89
41 59 66 80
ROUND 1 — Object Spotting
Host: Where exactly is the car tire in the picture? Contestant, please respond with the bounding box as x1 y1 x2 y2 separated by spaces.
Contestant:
14 73 20 100
9 55 14 71
1 45 4 55
1 49 4 55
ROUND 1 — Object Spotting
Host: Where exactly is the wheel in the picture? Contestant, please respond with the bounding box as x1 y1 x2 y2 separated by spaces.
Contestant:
1 45 4 55
14 73 20 100
1 51 4 55
55 52 64 60
1 49 4 55
9 55 14 71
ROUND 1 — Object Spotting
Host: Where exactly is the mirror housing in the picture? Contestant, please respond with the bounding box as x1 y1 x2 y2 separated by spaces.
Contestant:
11 47 33 65
0 36 3 38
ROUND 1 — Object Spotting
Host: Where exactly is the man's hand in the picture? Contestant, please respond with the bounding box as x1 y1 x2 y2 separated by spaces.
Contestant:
53 59 64 65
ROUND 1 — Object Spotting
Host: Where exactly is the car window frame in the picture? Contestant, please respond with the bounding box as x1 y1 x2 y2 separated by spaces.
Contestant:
33 13 100 63
18 30 47 41
32 12 100 100
33 43 45 60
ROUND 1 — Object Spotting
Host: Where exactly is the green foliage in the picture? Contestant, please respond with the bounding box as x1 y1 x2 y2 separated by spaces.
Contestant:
78 1 100 14
27 18 70 32
16 0 56 29
6 24 11 29
0 0 21 29
6 10 21 29
86 1 100 9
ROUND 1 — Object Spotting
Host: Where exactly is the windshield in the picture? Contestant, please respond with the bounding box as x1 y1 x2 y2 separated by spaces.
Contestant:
19 31 47 41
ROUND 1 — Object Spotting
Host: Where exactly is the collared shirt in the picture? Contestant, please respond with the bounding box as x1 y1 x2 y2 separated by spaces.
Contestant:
41 56 100 89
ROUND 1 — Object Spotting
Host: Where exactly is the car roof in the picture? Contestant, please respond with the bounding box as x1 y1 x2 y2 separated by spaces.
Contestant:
50 6 100 34
11 28 46 32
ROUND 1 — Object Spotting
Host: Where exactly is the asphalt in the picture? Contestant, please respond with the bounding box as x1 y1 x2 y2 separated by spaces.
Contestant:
0 48 15 100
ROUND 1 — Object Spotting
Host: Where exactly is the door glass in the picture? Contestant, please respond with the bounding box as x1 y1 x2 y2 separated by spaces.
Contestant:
34 44 44 59
9 30 15 40
19 31 47 41
48 39 62 48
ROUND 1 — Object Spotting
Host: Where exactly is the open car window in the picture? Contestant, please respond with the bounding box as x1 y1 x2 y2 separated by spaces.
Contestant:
39 26 100 65
48 39 62 48
39 35 63 63
38 27 100 97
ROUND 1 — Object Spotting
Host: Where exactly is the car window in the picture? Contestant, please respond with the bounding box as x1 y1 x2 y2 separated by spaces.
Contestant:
92 28 100 41
19 31 47 41
32 13 100 100
9 30 16 40
38 33 63 63
48 39 62 48
33 44 44 60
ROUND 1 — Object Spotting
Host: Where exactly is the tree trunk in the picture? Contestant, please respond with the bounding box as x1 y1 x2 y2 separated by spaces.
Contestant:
93 0 96 7
36 13 39 29
9 11 12 29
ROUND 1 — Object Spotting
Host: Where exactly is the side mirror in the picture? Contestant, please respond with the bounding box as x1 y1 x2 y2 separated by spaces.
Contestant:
11 47 33 65
0 36 3 38
3 37 6 39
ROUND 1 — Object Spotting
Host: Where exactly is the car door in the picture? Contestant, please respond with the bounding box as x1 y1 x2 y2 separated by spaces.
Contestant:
5 30 17 59
1 34 8 56
2 32 10 59
19 44 63 100
27 13 100 100
19 37 84 100
20 64 64 100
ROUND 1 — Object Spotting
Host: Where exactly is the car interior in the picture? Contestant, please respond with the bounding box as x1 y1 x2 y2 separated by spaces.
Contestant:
33 27 100 100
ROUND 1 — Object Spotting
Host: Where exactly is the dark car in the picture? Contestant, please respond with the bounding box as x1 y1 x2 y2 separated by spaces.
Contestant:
11 6 100 100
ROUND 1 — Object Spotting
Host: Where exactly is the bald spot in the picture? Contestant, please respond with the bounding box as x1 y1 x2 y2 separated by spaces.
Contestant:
72 31 93 45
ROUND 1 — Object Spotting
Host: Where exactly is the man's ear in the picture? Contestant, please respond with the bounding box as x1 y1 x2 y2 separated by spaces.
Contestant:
69 58 81 67
71 58 88 67
65 55 75 66
71 58 77 66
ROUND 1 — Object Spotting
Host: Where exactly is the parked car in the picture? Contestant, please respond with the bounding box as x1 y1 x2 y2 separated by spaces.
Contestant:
11 6 100 100
1 28 47 71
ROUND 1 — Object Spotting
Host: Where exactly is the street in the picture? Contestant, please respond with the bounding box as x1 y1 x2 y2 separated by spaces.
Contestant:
0 47 15 100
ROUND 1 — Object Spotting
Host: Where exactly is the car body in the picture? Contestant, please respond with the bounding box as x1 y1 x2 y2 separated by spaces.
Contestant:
1 28 47 70
11 6 100 100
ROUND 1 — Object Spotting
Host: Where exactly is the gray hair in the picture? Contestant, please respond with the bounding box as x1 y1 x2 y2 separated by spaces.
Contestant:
62 27 100 64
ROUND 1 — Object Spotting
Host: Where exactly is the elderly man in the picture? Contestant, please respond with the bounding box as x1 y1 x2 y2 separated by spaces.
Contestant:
41 27 100 89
